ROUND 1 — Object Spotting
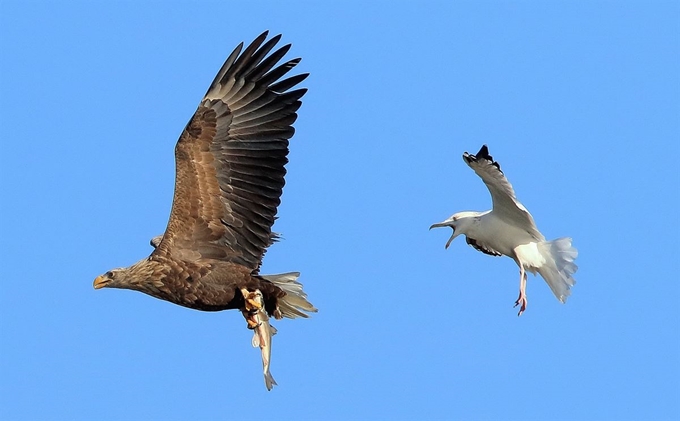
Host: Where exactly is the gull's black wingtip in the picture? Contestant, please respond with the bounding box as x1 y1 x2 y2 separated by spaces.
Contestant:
463 144 490 164
464 144 502 173
476 144 490 159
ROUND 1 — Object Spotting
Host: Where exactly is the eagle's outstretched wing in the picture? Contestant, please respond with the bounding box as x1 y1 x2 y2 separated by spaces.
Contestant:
154 32 308 272
463 145 544 242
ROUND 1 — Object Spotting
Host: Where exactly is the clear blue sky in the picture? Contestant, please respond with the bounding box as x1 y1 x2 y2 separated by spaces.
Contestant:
1 1 678 420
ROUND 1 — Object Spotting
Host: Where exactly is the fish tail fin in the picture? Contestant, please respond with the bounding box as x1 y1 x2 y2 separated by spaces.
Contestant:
537 238 578 303
264 370 278 391
261 272 318 319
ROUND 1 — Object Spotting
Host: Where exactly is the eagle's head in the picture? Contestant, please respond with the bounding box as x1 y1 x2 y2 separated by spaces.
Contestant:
93 269 124 289
93 259 154 292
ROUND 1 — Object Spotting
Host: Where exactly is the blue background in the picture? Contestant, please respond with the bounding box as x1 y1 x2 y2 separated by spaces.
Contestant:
1 1 678 420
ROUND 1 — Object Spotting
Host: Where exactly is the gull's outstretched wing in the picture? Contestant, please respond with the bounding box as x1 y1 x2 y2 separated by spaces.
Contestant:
153 31 308 272
463 145 544 241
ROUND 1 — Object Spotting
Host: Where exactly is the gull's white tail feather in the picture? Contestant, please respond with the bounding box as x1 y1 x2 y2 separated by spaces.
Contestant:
261 272 318 318
537 238 578 303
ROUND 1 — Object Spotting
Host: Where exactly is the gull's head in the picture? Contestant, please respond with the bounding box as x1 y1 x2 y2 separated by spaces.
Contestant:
429 212 478 249
430 214 463 249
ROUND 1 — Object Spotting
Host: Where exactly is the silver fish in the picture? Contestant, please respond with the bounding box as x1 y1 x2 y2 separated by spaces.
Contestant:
251 303 278 390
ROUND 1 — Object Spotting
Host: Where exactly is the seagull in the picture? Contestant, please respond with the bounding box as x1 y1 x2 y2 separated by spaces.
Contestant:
430 145 578 316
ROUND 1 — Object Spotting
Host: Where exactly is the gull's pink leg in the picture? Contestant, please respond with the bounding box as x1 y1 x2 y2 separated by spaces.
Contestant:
514 267 528 316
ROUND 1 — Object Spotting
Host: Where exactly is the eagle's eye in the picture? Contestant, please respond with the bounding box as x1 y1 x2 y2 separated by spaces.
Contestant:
105 271 114 278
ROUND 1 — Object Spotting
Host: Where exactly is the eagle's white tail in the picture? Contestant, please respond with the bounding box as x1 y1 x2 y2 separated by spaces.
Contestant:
537 238 578 303
261 272 318 319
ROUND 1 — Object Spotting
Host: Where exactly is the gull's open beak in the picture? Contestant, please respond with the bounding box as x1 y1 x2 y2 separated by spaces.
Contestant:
430 220 457 249
429 222 448 230
93 275 108 289
445 230 456 249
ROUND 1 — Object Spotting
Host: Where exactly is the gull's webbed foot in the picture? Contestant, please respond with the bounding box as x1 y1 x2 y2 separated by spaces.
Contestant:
514 291 527 317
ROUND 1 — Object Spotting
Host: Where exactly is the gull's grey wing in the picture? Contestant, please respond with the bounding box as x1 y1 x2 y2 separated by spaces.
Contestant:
465 235 502 256
463 145 545 241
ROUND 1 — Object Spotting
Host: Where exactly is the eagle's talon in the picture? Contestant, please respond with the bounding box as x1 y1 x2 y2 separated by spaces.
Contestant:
242 310 261 330
240 288 264 312
247 298 263 310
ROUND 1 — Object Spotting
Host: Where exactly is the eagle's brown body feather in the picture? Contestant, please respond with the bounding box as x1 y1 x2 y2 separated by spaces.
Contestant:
119 256 284 313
